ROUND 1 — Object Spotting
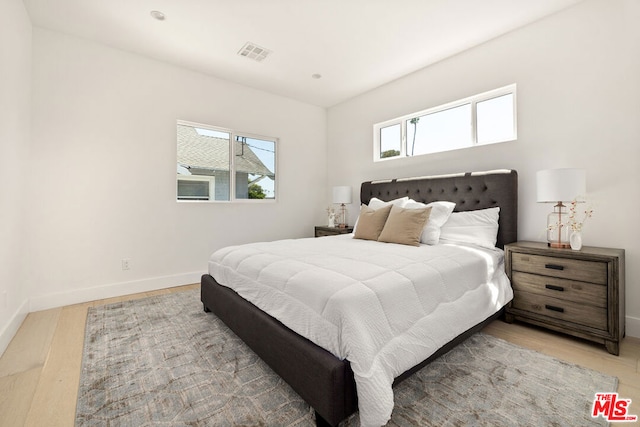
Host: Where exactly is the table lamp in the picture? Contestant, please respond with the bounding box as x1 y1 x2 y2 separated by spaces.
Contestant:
536 168 586 248
332 186 352 228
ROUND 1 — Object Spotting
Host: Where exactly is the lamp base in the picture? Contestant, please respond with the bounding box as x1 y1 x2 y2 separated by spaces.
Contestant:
337 203 347 228
546 202 570 248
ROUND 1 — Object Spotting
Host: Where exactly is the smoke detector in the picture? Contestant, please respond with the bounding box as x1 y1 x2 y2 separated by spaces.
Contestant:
238 42 272 62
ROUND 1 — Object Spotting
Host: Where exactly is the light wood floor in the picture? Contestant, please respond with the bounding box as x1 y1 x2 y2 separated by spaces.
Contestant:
1 284 638 427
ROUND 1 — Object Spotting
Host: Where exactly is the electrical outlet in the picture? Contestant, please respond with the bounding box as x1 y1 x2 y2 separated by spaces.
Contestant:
121 259 131 270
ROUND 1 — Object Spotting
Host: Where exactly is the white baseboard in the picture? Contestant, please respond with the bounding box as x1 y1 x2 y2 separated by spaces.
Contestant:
28 271 204 313
626 315 640 339
0 298 29 358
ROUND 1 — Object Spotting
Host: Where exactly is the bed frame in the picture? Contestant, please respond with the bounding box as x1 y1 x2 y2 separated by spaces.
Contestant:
201 169 518 426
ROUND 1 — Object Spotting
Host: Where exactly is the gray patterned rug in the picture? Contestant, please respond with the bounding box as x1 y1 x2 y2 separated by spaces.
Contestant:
76 289 617 426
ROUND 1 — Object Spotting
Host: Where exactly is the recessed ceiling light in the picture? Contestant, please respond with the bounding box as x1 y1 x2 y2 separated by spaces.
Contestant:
150 10 165 21
311 74 322 79
238 42 272 62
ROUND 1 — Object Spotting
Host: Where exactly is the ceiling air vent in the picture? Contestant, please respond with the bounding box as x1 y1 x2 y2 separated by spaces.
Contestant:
238 42 271 62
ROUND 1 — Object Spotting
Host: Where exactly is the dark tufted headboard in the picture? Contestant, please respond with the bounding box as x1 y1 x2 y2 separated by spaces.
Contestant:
360 169 518 248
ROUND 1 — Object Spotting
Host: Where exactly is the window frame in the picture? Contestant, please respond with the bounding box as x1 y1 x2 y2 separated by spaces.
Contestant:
373 84 517 161
177 120 278 203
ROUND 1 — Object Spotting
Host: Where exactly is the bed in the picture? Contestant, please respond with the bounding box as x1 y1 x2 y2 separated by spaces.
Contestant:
201 169 518 426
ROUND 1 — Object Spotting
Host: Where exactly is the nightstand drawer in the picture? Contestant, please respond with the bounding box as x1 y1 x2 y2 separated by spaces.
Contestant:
512 291 607 330
511 271 607 308
511 253 607 285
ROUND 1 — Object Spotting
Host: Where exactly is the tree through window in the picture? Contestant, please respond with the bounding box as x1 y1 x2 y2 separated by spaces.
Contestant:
374 84 516 160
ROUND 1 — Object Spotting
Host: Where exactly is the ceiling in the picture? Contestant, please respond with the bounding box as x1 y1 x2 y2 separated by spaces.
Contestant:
23 0 585 107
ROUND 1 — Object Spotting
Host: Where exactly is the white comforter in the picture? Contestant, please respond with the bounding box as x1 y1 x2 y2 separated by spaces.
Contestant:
208 235 513 426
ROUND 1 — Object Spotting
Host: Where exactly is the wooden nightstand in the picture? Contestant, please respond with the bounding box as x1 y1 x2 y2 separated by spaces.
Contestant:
504 241 625 355
314 226 354 237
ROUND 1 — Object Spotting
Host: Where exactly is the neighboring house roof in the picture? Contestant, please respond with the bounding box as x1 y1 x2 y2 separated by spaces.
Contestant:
177 124 274 178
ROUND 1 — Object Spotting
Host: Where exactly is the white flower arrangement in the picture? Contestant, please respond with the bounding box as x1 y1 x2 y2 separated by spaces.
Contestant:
568 199 594 232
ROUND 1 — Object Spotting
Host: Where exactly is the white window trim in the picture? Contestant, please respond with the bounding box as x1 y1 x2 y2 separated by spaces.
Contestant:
177 120 278 203
373 84 517 161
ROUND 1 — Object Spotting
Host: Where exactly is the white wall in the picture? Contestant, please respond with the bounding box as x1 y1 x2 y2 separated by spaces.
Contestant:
0 0 32 355
327 0 640 336
25 28 328 310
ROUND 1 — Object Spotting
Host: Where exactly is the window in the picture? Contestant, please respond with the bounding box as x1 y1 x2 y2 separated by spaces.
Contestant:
374 84 516 161
476 93 515 144
379 124 401 158
177 121 276 201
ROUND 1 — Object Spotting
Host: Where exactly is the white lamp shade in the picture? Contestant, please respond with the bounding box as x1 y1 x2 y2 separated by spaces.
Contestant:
332 186 352 204
536 169 586 202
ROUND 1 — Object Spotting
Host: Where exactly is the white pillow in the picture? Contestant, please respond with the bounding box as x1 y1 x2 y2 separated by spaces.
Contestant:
368 196 409 210
439 207 500 249
405 200 456 245
353 197 409 234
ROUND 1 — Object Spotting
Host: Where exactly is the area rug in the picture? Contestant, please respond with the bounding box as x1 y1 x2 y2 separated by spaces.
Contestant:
76 289 617 426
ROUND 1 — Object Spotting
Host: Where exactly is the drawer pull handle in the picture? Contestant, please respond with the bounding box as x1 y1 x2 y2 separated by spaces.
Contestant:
545 264 564 271
545 284 565 292
545 304 565 313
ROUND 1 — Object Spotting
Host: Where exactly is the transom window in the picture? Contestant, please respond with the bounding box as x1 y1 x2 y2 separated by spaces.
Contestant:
177 121 276 201
374 85 516 161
